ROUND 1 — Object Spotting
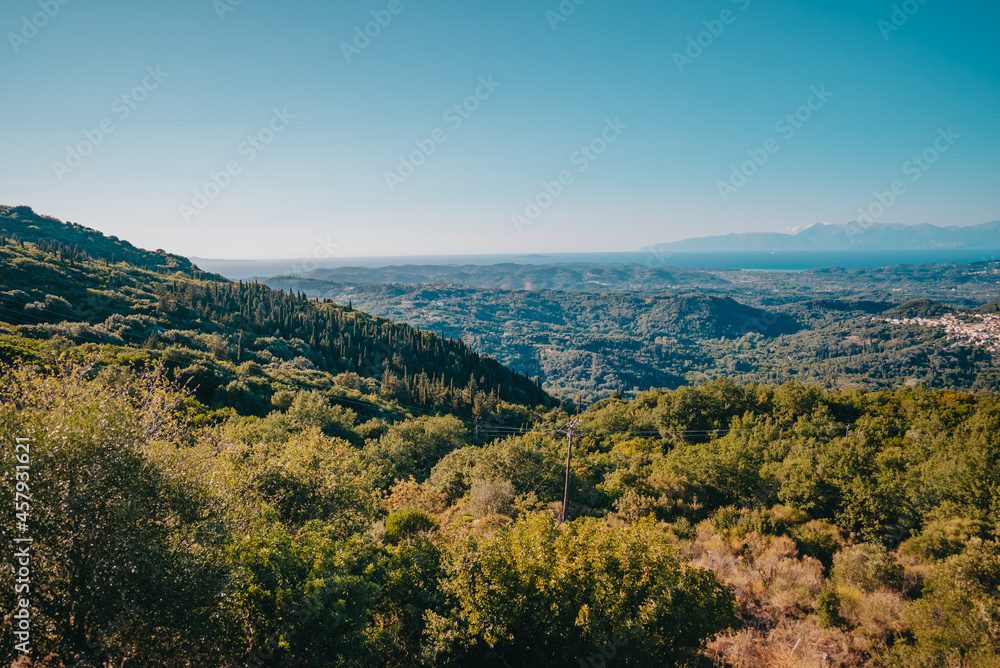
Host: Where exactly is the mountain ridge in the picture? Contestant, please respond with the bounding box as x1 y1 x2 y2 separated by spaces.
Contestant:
644 220 1000 252
0 205 552 412
0 205 206 272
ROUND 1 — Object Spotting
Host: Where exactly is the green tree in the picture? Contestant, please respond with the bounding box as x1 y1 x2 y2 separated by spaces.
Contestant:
364 415 468 484
0 363 229 666
895 539 1000 667
228 519 380 667
426 513 737 667
385 507 437 544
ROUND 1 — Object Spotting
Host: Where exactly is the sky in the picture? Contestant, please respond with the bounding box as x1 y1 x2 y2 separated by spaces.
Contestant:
2 0 998 260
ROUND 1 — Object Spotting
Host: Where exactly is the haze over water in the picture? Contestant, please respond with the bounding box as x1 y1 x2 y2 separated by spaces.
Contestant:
193 249 1000 280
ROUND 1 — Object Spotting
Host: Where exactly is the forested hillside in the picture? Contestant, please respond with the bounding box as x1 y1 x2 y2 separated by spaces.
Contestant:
1 209 999 667
0 206 549 417
0 205 201 272
264 277 1000 402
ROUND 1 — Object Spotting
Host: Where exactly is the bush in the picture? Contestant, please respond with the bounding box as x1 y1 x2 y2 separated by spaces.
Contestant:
97 313 163 342
831 543 904 593
712 505 783 538
614 489 658 523
0 363 229 665
334 371 363 390
228 521 388 665
271 389 295 410
791 520 847 571
894 539 1000 666
288 390 357 438
365 415 468 484
427 514 738 667
468 478 516 518
233 428 379 536
901 514 990 562
385 508 438 544
816 585 850 630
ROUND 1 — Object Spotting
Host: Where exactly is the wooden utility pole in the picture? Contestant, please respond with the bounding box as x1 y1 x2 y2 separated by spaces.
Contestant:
557 420 581 524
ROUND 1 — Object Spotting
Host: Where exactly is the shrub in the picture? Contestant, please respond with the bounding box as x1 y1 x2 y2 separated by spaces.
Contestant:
385 508 438 544
271 389 295 410
365 415 468 484
468 478 516 517
712 505 783 538
614 489 658 523
427 514 738 666
894 539 1000 666
288 390 357 438
791 520 847 571
831 543 904 593
241 429 379 534
0 363 229 665
817 584 850 629
334 371 363 390
900 514 990 562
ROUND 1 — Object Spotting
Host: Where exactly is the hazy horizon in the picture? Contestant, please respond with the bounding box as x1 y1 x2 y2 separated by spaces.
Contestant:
180 218 999 263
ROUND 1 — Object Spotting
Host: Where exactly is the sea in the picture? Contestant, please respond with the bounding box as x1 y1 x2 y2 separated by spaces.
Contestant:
190 249 1000 281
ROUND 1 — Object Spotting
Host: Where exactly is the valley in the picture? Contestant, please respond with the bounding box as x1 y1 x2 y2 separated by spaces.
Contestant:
265 262 1000 402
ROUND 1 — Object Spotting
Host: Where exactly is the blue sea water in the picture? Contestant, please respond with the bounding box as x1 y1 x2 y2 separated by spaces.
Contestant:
191 249 1000 280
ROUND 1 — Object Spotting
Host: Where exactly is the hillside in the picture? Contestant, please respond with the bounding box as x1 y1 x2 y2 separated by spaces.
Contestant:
271 259 1000 306
0 207 552 418
297 262 733 292
261 279 801 399
263 276 1000 401
0 205 201 272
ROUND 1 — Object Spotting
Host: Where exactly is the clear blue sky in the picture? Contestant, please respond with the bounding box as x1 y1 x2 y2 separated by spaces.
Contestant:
2 0 998 259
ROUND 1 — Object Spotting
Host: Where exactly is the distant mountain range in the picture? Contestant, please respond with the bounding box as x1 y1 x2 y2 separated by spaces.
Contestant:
643 221 1000 253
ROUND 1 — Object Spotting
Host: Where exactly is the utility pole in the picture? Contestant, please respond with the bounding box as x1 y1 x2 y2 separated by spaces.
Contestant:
557 419 581 524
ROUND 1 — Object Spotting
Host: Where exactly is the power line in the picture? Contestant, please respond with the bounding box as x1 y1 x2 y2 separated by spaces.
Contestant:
556 419 582 523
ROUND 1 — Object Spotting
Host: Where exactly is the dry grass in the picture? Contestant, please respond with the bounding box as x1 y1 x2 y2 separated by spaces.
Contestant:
707 618 867 667
687 526 825 626
838 587 908 641
686 523 912 666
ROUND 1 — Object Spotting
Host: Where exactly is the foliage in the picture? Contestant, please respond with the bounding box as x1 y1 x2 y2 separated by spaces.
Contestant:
900 503 991 562
265 264 1000 403
385 508 437 544
5 211 1000 665
816 585 849 630
363 415 468 485
426 514 738 667
894 540 1000 666
227 521 378 667
0 364 229 666
830 544 904 593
